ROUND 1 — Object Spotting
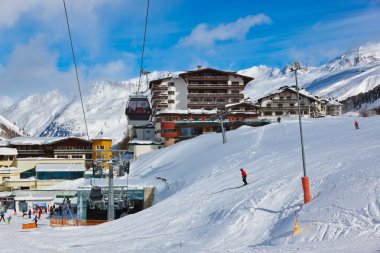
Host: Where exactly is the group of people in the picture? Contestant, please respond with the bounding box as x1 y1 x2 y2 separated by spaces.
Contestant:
49 204 77 218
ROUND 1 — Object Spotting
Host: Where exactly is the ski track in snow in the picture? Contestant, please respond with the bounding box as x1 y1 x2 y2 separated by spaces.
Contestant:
2 116 380 253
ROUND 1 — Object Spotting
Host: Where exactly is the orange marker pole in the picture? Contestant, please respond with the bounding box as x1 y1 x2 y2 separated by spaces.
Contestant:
302 176 311 204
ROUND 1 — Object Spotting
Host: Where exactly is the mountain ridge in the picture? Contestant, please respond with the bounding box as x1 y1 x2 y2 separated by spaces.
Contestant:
1 42 380 141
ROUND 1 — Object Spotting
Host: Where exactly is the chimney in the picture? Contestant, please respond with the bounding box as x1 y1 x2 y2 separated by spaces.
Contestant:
197 65 202 70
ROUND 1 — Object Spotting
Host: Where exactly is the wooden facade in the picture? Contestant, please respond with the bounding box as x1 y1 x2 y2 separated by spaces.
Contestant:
257 86 326 118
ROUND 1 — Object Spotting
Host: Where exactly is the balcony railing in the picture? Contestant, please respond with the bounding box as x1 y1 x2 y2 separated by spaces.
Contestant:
54 149 93 154
17 150 45 154
187 93 243 98
188 84 242 89
186 76 228 81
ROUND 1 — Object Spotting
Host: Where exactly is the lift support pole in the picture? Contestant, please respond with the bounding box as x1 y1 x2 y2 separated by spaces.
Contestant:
107 163 115 221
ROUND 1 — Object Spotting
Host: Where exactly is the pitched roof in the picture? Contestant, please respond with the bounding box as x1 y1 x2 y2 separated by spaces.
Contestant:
179 67 254 85
9 136 91 146
258 86 321 102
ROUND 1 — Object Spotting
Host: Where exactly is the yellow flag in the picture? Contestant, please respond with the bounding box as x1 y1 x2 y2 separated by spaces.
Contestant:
293 216 299 234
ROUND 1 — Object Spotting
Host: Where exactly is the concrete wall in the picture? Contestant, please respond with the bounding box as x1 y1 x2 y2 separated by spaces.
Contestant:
130 145 164 159
143 187 155 209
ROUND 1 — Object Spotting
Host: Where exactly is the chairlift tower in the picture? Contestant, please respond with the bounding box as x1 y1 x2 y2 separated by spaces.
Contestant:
211 110 228 144
107 161 115 221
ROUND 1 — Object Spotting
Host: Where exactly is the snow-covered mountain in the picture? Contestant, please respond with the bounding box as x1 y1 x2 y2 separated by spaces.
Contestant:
1 43 380 141
241 42 380 102
0 71 177 143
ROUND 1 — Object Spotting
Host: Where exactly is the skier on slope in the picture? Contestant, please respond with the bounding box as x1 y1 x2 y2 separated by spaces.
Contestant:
240 168 248 186
354 120 359 129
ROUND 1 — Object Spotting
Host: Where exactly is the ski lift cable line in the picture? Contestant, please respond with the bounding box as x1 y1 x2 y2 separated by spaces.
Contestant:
62 0 90 142
137 0 150 93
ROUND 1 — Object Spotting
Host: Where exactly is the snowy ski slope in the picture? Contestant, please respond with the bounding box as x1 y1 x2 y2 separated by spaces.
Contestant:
3 115 380 252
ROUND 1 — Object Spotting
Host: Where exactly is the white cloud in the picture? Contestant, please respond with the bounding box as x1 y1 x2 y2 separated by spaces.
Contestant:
0 36 134 100
82 60 135 83
0 0 119 28
179 14 271 48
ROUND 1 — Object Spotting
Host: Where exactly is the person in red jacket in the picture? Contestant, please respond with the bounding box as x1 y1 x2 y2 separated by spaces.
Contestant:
240 168 248 185
354 120 359 129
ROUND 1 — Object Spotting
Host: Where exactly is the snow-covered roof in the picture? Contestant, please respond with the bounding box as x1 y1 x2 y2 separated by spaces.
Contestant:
14 196 54 201
92 133 112 141
0 147 18 155
0 140 9 147
35 163 85 172
9 136 90 145
128 140 162 145
258 86 321 102
326 100 343 106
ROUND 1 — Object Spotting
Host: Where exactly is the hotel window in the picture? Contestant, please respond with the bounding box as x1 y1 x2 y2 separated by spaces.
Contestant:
168 100 175 104
168 91 175 95
168 82 175 86
232 81 239 85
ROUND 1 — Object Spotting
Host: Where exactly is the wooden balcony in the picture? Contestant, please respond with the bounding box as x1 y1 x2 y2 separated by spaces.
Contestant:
188 84 242 89
152 93 168 99
151 85 168 91
186 76 228 81
187 93 243 99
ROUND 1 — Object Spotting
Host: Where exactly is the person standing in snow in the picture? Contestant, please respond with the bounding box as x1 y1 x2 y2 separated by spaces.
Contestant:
28 208 32 218
354 120 359 129
33 215 38 227
240 168 248 185
7 216 12 224
0 209 5 222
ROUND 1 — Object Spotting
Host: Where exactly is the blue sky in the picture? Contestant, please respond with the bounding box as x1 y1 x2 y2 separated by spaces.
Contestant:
0 0 380 104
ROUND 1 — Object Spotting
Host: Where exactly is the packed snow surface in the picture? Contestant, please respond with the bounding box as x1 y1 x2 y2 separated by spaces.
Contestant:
2 115 380 252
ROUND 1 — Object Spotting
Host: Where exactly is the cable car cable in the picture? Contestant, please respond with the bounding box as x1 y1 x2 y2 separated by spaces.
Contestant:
137 0 150 93
62 0 90 142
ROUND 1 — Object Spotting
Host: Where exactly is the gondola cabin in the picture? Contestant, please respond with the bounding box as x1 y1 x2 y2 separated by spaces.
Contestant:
125 95 152 125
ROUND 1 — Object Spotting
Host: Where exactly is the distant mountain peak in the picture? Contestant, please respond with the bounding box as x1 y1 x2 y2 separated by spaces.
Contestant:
323 42 380 72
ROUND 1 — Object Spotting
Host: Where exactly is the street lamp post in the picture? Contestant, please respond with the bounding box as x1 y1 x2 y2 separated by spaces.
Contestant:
290 61 311 204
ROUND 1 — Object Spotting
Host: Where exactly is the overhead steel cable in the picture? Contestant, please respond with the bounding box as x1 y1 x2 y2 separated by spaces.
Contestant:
62 0 90 141
137 0 150 93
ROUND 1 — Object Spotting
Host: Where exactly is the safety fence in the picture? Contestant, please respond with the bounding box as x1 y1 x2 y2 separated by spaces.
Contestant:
50 218 109 227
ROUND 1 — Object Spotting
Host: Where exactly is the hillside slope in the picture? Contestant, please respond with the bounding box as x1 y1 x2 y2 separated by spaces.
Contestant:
9 115 380 252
